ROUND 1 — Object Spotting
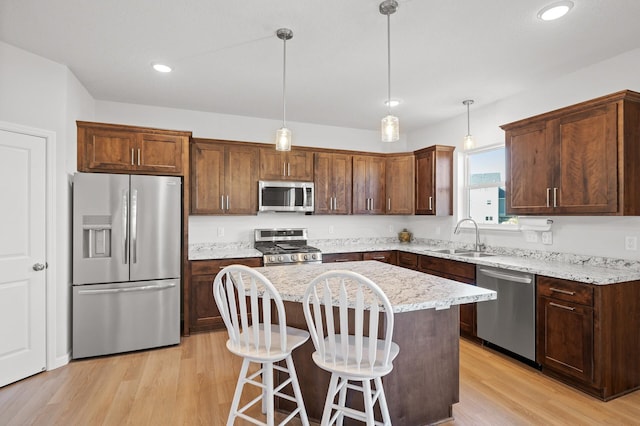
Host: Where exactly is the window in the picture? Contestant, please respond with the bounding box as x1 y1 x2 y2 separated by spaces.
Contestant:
463 145 517 227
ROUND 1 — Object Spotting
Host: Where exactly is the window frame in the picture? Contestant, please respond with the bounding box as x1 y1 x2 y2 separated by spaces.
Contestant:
459 143 518 231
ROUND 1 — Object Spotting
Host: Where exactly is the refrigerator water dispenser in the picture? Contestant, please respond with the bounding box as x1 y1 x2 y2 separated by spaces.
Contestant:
82 215 112 258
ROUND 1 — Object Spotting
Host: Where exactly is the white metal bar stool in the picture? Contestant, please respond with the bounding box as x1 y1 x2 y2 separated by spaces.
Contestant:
302 270 399 426
213 264 310 426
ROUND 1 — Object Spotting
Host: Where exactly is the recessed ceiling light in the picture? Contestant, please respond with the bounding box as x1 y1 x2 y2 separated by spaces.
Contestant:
537 1 574 21
385 99 401 108
152 63 172 73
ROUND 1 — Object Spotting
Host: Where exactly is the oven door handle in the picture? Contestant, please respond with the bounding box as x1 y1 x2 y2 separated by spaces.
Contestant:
478 268 532 284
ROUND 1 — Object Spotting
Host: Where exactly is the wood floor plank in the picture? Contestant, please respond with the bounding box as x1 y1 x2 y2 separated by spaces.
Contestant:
1 331 639 425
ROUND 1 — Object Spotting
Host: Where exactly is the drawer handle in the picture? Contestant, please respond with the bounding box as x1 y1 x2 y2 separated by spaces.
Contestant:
371 256 386 260
335 258 353 262
550 287 575 296
549 302 575 311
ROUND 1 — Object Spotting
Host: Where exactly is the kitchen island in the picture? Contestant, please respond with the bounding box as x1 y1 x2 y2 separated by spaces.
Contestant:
256 261 496 425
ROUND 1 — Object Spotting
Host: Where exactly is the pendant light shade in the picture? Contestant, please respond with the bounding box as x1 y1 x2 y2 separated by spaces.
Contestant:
380 0 399 142
275 28 293 151
381 114 399 142
463 99 475 150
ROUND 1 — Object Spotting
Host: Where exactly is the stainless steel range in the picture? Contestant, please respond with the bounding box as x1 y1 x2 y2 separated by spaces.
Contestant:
254 228 322 266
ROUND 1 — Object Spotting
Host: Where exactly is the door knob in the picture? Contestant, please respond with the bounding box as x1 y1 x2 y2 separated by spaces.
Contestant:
33 263 46 271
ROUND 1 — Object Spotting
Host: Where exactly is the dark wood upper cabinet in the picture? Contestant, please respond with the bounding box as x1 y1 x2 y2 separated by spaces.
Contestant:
314 152 352 214
385 154 415 215
502 90 640 215
352 154 386 214
77 121 189 175
414 145 455 216
191 139 258 215
259 148 314 181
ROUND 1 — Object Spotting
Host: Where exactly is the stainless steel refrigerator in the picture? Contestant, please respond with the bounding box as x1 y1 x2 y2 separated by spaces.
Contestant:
72 172 181 359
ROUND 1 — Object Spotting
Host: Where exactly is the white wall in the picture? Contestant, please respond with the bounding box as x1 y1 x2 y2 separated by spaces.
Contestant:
95 101 408 153
406 48 640 261
0 41 95 366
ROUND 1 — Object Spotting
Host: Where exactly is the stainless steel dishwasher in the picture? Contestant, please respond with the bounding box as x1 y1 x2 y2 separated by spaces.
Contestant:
476 265 536 362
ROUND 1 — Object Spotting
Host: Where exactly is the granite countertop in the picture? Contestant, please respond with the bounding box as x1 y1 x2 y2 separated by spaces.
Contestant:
189 240 640 286
255 260 496 313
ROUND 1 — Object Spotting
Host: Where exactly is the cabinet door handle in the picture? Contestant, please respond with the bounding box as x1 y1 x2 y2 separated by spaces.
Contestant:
287 162 291 176
549 302 575 311
283 162 286 176
226 195 230 210
550 287 575 296
387 197 391 211
137 148 141 166
546 188 551 208
131 148 135 165
220 195 225 210
553 187 558 208
428 196 433 210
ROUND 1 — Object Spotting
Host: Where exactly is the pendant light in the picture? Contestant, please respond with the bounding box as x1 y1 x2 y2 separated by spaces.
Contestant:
463 99 475 150
380 0 399 142
275 28 293 151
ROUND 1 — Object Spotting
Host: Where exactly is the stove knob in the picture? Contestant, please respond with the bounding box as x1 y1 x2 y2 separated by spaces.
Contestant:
303 254 310 260
276 255 283 262
269 256 276 262
310 253 317 260
290 254 297 261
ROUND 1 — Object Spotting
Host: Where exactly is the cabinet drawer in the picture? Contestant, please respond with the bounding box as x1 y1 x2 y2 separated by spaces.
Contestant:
537 276 593 306
419 255 475 281
397 251 418 270
362 251 397 265
191 257 262 276
322 252 363 263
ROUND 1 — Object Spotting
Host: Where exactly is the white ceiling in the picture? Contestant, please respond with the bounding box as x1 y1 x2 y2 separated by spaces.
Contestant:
2 0 640 133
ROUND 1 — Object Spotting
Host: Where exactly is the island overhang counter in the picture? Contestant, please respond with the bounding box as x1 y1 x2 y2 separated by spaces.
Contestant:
254 260 496 425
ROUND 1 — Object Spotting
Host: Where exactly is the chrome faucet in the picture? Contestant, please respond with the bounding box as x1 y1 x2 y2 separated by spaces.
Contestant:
454 218 481 252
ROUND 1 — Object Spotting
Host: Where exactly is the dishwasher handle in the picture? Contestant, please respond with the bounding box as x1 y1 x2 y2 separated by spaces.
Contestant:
478 268 532 284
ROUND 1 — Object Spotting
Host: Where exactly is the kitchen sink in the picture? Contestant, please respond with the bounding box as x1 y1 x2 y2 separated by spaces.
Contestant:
457 251 495 258
429 248 473 255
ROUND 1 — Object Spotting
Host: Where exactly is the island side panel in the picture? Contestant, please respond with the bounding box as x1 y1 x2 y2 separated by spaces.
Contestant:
385 306 460 425
279 301 460 426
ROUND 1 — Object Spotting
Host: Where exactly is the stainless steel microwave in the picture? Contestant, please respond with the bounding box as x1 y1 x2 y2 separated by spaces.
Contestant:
258 181 314 212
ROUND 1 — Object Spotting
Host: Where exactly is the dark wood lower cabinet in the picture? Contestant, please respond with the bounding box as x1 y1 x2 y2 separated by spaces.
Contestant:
417 254 477 338
322 252 363 263
362 250 397 265
189 257 262 333
397 251 418 270
537 275 640 400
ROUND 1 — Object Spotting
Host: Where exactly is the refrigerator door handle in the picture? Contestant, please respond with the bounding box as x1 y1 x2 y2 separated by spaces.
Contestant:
131 189 138 263
77 282 177 295
122 190 129 264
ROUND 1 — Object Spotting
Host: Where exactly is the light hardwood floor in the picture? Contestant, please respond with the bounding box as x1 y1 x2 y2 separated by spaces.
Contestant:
1 331 639 425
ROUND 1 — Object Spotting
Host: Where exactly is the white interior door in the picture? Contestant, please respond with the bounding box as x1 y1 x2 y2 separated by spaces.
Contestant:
0 128 47 388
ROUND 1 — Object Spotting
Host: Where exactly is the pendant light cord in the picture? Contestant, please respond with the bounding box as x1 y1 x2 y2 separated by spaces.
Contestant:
466 101 470 135
282 37 287 128
387 12 392 115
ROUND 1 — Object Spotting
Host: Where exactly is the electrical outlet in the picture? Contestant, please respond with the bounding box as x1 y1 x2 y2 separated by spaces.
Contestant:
328 225 334 235
435 226 441 235
625 236 638 251
388 225 394 233
541 231 553 245
523 230 538 243
217 227 224 237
